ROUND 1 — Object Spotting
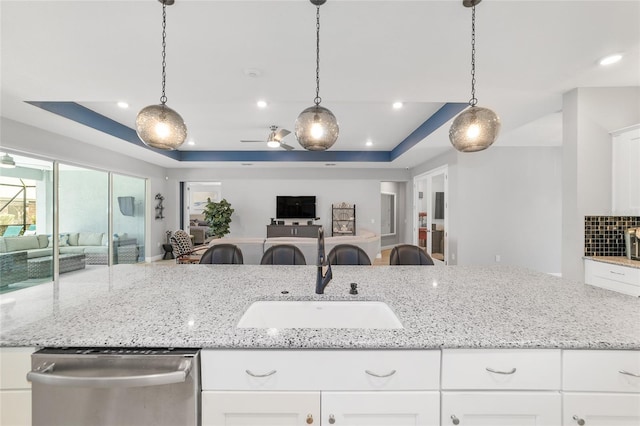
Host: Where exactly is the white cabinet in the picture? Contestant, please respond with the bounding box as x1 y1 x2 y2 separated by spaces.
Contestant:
203 391 439 426
202 391 319 426
612 124 640 215
441 349 562 426
442 392 561 426
201 349 440 426
584 258 640 297
563 350 640 426
322 391 439 426
0 347 35 426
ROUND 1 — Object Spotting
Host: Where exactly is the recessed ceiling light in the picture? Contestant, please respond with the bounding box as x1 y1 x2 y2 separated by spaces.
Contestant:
392 101 403 109
187 140 195 146
365 140 373 147
257 100 268 109
117 101 129 109
599 54 623 66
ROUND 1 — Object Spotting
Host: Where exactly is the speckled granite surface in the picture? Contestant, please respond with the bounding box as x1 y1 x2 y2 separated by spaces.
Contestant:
585 256 640 269
1 264 638 349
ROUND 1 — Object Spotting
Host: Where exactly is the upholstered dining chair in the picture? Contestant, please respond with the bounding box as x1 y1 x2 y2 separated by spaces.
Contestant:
389 244 434 265
199 244 244 264
327 244 371 265
170 230 209 264
260 244 306 265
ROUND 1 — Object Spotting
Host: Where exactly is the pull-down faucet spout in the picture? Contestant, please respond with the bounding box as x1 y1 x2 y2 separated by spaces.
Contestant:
316 227 332 294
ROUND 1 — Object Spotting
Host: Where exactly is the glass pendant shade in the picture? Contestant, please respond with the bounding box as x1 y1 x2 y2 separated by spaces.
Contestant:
449 106 501 153
295 105 339 151
136 104 187 150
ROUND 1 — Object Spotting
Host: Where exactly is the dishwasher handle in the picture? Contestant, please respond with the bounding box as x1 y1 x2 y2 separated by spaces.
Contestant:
27 359 192 388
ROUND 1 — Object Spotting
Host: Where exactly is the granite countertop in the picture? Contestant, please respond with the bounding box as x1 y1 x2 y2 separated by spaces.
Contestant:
1 264 638 349
584 256 640 269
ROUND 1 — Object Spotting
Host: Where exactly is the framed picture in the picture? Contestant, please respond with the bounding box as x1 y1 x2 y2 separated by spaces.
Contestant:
191 189 221 214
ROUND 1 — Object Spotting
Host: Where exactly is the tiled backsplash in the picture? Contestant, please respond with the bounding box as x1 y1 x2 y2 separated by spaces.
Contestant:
584 216 640 256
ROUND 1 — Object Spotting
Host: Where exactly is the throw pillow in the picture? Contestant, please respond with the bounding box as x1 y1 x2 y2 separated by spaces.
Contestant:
48 234 69 248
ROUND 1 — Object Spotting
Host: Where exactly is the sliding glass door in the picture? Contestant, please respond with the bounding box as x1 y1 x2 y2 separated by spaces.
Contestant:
0 152 147 294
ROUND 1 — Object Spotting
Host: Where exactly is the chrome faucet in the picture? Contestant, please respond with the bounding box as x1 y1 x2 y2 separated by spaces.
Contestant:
316 227 332 294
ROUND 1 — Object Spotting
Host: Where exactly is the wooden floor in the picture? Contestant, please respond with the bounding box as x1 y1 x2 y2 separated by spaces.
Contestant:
373 249 391 266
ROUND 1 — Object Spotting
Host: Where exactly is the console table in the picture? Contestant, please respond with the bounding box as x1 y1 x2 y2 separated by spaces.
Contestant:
266 224 321 238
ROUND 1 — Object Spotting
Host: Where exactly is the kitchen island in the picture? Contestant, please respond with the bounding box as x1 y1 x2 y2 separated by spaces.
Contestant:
2 264 639 426
1 264 638 348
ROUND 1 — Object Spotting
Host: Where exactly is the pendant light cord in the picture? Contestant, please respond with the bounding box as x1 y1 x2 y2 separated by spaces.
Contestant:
314 5 322 106
469 4 477 107
160 1 168 105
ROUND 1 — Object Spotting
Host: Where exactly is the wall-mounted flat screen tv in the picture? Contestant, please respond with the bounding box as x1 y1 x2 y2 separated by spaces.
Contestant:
277 196 316 219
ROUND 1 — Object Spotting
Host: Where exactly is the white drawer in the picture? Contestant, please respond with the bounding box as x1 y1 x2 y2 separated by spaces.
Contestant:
585 260 640 296
442 349 561 390
202 349 440 391
563 350 640 392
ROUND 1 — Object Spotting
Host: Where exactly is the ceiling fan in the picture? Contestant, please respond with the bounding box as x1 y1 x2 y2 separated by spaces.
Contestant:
241 125 294 151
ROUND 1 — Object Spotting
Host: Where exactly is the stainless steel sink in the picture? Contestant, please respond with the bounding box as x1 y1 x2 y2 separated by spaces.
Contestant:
237 300 403 329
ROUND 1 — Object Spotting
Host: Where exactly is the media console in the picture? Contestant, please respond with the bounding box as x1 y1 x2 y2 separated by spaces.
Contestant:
266 224 321 238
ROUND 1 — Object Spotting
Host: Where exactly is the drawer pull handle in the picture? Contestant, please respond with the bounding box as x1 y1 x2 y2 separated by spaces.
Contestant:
451 415 460 425
328 414 336 424
610 271 625 275
619 370 640 378
486 367 517 375
365 369 397 378
573 415 586 425
245 369 276 378
306 414 314 424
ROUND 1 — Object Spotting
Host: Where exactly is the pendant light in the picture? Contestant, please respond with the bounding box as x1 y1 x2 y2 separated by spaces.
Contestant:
449 0 500 153
295 0 339 151
136 0 187 150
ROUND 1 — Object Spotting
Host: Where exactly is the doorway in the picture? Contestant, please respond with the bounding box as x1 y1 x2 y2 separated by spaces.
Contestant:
414 165 448 264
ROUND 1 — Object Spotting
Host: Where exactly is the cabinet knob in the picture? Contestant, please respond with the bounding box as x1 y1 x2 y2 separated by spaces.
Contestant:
328 414 336 424
306 414 314 424
573 415 586 425
451 415 460 425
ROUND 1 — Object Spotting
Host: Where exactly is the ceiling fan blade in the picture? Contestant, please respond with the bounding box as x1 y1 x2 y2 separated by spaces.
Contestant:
240 140 265 143
274 128 291 141
280 142 295 151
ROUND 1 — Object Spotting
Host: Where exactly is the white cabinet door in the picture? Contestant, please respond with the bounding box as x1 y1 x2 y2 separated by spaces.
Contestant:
0 347 34 426
322 391 439 426
612 125 640 215
564 393 640 426
0 390 31 426
441 392 561 426
202 391 320 426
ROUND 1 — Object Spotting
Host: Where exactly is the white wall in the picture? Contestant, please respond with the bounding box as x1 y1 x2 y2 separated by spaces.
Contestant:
562 87 640 281
411 147 562 273
456 147 562 273
167 168 410 241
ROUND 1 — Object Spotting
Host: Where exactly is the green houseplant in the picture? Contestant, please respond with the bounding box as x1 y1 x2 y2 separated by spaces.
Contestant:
203 198 234 238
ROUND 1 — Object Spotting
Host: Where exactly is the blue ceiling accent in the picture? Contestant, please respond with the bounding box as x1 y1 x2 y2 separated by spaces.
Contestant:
26 101 181 160
26 101 466 163
391 102 468 161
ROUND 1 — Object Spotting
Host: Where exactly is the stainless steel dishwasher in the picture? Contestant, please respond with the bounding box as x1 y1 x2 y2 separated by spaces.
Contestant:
27 347 200 426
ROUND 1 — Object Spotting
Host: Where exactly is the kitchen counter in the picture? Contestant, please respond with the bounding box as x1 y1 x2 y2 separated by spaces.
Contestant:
1 264 638 349
584 255 640 269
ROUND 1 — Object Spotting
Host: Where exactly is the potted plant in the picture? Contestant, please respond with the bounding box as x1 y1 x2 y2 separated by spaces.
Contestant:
203 198 234 238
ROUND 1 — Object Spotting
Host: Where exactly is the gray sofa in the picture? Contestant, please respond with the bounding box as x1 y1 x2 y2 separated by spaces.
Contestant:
0 232 138 287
